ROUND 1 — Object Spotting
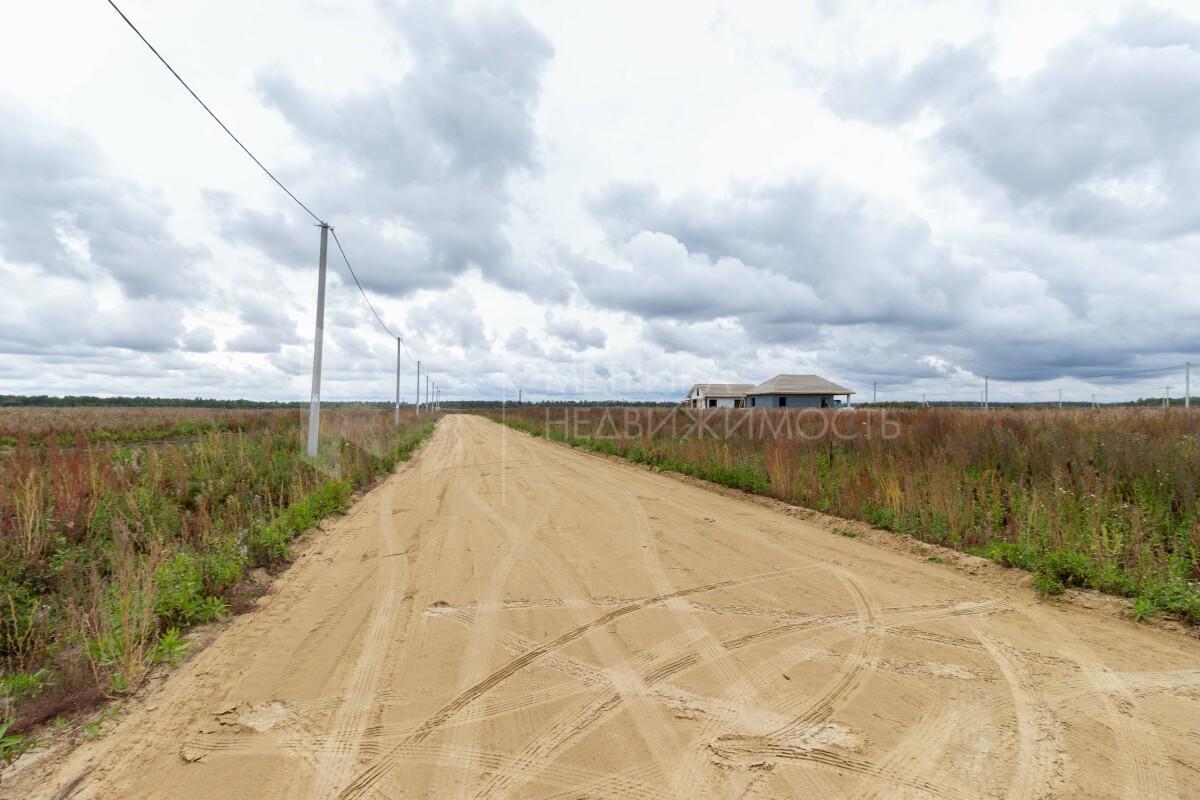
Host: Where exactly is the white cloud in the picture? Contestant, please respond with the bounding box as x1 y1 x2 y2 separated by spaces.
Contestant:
1 0 1198 404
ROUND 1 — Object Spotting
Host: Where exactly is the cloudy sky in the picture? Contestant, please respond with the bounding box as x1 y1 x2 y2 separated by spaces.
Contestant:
2 0 1198 403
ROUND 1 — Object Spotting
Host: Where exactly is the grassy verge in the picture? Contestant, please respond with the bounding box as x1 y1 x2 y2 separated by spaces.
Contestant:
489 407 1200 627
0 409 436 754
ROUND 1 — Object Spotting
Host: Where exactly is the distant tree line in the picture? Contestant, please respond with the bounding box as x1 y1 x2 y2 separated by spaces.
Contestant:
0 395 681 410
0 395 388 409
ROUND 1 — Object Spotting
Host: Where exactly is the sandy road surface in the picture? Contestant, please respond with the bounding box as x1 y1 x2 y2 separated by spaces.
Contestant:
8 414 1200 799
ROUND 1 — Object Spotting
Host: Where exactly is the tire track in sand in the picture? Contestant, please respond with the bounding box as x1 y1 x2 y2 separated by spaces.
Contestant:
309 474 409 798
334 567 814 799
976 632 1065 800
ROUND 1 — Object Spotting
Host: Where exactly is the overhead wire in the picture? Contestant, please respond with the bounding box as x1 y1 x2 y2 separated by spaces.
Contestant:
105 0 324 226
330 228 398 340
105 0 427 373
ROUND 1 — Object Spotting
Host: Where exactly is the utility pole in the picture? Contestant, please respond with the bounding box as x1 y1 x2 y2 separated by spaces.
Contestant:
873 382 877 404
1058 388 1063 410
1164 387 1171 409
416 360 421 415
984 376 989 412
394 338 402 426
921 392 926 407
1187 362 1192 410
306 223 330 458
518 388 522 405
1092 393 1096 409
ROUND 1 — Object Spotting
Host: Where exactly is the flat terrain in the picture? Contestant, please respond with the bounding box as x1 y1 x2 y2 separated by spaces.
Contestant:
8 414 1199 799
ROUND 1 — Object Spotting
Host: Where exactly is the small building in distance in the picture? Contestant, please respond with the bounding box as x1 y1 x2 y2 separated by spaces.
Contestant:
685 374 854 409
745 374 854 409
686 383 756 408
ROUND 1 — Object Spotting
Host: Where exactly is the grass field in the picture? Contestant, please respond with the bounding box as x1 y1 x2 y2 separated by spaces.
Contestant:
0 407 436 747
488 406 1200 625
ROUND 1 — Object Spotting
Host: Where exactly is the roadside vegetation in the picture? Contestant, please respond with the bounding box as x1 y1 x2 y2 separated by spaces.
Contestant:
0 407 436 751
488 406 1200 625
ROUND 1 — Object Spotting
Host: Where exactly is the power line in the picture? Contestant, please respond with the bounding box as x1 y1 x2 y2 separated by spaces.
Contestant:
330 228 398 340
105 0 324 225
105 0 429 372
1054 363 1186 381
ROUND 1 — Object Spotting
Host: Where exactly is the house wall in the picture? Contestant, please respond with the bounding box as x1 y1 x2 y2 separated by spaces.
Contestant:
747 394 833 409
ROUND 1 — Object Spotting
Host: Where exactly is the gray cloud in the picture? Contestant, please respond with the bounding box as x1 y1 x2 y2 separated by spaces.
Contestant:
220 0 555 300
0 275 187 355
544 312 606 350
180 327 216 353
0 97 206 299
821 39 996 125
578 172 1200 383
584 179 969 338
406 287 490 351
817 9 1200 239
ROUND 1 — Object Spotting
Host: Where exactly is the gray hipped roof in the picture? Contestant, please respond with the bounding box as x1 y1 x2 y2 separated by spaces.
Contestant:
745 374 854 396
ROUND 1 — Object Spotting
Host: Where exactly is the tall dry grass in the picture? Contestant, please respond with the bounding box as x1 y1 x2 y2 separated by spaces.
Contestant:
0 407 437 732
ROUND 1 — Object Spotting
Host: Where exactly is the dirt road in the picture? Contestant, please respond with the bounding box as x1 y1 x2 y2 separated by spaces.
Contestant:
9 414 1200 799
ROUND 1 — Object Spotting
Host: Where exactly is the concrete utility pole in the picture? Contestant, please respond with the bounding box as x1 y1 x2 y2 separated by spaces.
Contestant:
1058 388 1063 409
984 376 989 412
518 388 522 405
416 360 421 415
306 223 330 458
394 338 401 426
873 382 877 404
1187 362 1192 410
1164 387 1171 409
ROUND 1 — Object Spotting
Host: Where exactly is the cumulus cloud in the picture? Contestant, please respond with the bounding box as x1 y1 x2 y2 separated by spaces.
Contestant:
0 267 188 355
821 39 996 125
544 311 606 350
0 97 206 299
583 179 969 338
406 287 490 351
818 9 1200 239
218 0 555 300
577 170 1200 383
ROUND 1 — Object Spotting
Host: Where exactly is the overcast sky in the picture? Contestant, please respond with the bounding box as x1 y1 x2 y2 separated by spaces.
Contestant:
2 0 1198 403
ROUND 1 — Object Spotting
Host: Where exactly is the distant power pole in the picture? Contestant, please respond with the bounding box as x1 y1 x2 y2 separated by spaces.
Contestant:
984 376 989 412
394 338 401 426
518 388 522 405
1187 362 1192 411
1058 388 1063 409
416 360 421 415
306 223 331 458
1164 387 1171 409
873 382 877 404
